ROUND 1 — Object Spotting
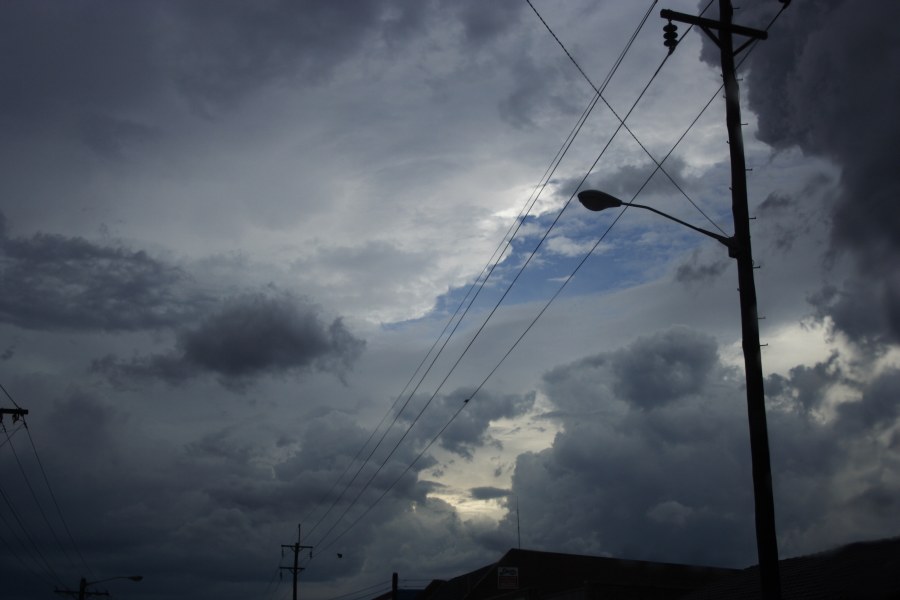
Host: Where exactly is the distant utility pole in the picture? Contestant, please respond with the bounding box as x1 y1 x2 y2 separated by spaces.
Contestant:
55 576 142 600
281 524 313 600
660 1 783 599
54 577 106 600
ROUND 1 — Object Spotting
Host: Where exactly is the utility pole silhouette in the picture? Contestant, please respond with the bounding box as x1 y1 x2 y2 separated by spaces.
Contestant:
55 576 142 600
54 577 108 600
661 1 785 598
281 524 313 600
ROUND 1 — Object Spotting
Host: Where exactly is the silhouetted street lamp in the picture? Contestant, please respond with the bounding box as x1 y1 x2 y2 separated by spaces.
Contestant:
56 575 143 600
578 187 780 595
578 189 735 252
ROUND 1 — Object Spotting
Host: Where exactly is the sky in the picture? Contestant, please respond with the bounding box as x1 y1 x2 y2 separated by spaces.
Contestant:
1 1 899 599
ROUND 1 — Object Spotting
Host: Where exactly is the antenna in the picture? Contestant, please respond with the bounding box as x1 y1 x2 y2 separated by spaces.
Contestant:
516 496 521 549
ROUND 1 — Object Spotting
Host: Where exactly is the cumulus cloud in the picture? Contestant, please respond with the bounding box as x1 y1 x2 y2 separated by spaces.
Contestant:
400 389 535 459
0 389 465 599
705 0 900 346
0 1 393 128
93 293 365 388
0 212 203 331
0 0 527 136
504 328 900 566
674 250 730 285
470 486 511 501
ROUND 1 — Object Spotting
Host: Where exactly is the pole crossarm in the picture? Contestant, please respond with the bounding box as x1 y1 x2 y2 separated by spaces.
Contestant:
56 576 141 599
0 407 28 423
54 590 109 599
661 9 767 40
661 8 766 55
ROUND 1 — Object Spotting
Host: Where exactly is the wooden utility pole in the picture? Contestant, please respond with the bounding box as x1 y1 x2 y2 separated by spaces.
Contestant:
281 524 313 600
661 2 782 599
55 576 142 600
54 577 105 600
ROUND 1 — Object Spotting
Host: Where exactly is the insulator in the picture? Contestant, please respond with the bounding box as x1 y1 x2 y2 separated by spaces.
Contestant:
663 21 678 53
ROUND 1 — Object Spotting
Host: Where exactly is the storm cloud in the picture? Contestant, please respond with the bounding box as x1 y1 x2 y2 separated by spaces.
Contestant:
93 293 364 388
1 2 896 600
0 213 201 331
506 328 900 566
709 0 900 345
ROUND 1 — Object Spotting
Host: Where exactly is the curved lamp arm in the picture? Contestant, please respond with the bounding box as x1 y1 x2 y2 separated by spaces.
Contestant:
577 189 735 255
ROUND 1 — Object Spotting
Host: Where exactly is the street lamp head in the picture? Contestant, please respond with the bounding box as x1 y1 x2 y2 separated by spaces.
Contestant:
577 189 623 212
127 576 144 582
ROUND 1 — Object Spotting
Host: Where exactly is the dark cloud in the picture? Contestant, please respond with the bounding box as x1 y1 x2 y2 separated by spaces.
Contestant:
809 276 900 350
399 389 535 459
470 486 511 501
507 328 900 566
93 293 365 388
0 387 466 600
452 1 524 46
765 352 843 413
835 369 900 434
705 0 900 345
546 328 720 413
497 50 581 129
77 113 159 159
168 0 390 108
610 328 719 409
0 0 526 141
554 156 699 204
674 250 730 285
0 213 201 331
0 1 391 128
0 2 161 130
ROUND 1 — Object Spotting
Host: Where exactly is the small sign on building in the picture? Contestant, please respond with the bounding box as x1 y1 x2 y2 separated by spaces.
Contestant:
497 566 519 590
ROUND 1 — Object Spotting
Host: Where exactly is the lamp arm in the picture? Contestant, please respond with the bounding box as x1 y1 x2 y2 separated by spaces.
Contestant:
625 202 735 252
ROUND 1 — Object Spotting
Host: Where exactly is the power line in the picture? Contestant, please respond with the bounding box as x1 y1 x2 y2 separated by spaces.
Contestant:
316 398 469 555
302 0 791 569
288 0 795 591
1 421 79 573
303 1 662 558
0 420 24 450
462 2 795 409
24 422 101 583
3 379 95 580
0 383 96 578
0 507 57 587
301 78 603 541
0 381 24 410
287 1 791 589
323 580 390 600
300 0 642 551
527 0 728 236
310 0 757 559
0 479 66 588
260 565 283 600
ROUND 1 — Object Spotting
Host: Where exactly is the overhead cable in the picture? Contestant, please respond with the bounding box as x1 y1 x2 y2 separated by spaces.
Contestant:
303 1 661 557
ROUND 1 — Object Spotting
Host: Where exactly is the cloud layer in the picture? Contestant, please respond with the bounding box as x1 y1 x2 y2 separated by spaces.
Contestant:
506 328 900 566
93 293 365 388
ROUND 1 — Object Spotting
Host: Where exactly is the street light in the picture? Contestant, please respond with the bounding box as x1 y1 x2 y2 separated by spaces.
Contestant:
56 575 143 600
577 187 780 595
577 189 735 254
